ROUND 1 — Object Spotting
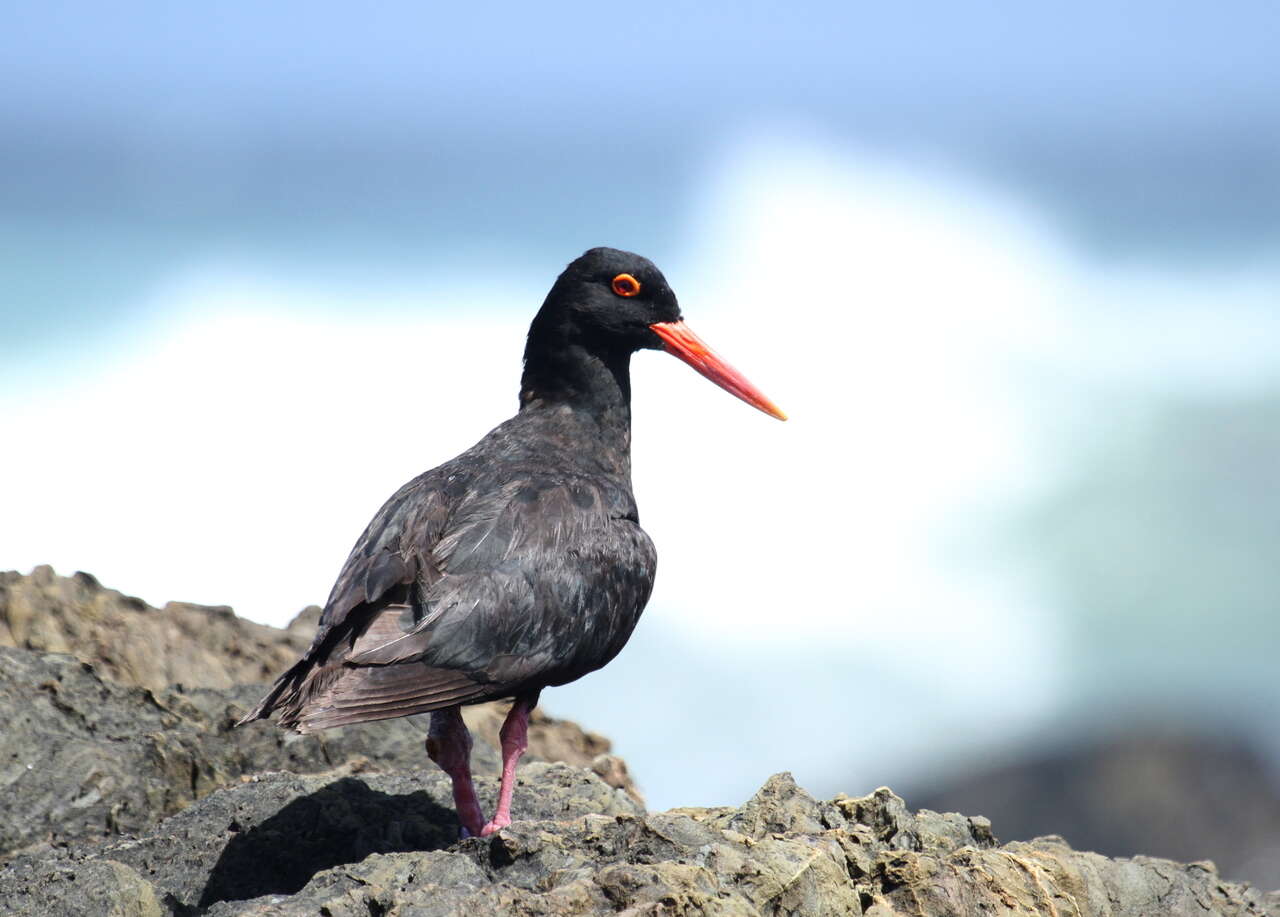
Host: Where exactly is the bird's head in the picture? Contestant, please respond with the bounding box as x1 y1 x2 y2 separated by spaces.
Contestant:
531 247 786 421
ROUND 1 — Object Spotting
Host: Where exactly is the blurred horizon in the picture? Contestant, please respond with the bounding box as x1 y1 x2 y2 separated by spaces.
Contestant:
3 0 1279 886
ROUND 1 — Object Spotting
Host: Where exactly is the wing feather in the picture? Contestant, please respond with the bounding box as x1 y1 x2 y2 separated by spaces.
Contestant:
295 665 488 732
239 428 656 734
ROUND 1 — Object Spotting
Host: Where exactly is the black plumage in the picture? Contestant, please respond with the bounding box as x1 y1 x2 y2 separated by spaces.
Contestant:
240 247 783 835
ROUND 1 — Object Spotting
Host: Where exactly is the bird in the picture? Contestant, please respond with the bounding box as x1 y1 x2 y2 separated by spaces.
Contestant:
238 247 785 837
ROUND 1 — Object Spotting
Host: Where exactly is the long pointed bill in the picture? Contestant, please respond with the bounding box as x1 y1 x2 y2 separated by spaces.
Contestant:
650 320 787 421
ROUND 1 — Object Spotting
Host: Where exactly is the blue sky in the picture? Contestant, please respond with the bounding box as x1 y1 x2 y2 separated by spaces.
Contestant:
5 1 1279 365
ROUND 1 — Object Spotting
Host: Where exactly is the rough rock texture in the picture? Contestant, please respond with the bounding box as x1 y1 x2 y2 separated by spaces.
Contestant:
0 645 466 857
0 567 316 694
0 644 637 860
2 566 1277 914
2 770 1275 916
0 566 638 804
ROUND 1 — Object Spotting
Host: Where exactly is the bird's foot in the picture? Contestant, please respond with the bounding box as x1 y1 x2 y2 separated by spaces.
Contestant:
479 814 510 837
458 814 485 839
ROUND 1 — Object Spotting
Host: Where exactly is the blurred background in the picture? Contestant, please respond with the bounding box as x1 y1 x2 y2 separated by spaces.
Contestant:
3 0 1278 887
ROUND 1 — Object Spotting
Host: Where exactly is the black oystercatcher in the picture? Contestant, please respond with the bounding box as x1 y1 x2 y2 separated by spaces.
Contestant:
239 247 785 836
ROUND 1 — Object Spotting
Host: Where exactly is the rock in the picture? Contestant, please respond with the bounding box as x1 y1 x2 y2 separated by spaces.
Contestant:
0 642 640 860
2 566 1276 913
0 645 491 858
0 858 164 917
0 567 315 694
2 770 1272 916
0 566 641 803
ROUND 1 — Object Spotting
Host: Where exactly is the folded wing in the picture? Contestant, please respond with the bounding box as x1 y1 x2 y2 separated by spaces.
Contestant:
239 465 655 733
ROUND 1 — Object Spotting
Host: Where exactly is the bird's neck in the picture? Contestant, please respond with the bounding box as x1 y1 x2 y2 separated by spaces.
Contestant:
519 332 633 445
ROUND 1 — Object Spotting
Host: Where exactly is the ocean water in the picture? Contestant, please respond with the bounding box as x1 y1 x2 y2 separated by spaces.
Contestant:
4 128 1279 810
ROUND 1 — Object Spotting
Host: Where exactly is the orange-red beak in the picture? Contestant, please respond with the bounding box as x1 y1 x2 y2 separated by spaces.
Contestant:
649 321 787 421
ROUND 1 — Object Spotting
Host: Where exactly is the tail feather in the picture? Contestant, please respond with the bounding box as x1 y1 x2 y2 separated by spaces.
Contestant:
236 654 324 726
236 595 493 732
296 664 487 731
238 651 488 732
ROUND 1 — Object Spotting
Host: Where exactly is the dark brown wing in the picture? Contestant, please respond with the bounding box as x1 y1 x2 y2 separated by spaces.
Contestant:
239 462 655 734
236 467 474 730
341 476 655 681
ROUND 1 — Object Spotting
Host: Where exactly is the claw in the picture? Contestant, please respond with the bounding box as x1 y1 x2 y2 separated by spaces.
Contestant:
479 815 510 837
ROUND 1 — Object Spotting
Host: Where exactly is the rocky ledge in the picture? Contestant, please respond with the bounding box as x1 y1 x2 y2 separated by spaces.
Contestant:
3 768 1275 916
1 567 1276 915
0 566 638 817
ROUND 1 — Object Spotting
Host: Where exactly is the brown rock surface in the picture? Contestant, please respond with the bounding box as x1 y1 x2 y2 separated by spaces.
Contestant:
0 566 314 693
0 566 639 802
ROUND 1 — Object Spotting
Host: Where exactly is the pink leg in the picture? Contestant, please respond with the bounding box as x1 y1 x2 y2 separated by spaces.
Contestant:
480 694 537 836
425 705 485 838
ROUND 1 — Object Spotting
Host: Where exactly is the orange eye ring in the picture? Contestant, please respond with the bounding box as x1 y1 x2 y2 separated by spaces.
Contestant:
611 273 641 297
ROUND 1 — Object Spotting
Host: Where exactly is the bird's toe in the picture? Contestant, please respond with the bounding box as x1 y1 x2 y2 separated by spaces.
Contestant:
479 816 510 837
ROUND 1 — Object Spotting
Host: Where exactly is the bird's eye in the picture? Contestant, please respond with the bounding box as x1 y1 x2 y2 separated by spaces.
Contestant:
611 273 641 297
